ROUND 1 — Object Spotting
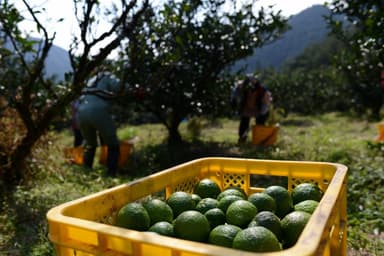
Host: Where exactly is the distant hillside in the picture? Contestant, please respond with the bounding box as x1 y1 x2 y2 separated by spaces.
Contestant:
3 38 72 82
45 44 72 82
233 4 332 72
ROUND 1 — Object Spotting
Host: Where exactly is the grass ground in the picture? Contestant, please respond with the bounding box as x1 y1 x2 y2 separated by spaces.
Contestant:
0 112 383 255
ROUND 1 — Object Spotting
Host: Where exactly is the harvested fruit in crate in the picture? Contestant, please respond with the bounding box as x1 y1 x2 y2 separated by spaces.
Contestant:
113 178 324 253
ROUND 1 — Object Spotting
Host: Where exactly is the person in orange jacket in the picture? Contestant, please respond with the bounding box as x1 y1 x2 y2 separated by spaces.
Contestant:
232 75 272 143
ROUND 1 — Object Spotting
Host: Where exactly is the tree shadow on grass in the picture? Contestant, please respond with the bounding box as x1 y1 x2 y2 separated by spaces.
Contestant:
121 139 287 192
122 139 280 178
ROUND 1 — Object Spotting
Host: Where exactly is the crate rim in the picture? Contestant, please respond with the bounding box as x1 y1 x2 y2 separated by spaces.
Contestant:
47 157 345 211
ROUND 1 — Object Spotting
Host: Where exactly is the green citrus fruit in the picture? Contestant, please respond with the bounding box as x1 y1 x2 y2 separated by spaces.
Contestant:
225 186 247 198
195 198 219 214
166 191 195 217
232 226 282 252
280 211 312 248
191 193 202 205
194 178 222 199
226 199 258 228
217 188 246 201
249 211 281 240
291 183 323 205
217 195 243 213
248 192 276 213
148 221 174 237
173 210 210 242
143 198 173 225
264 185 292 218
294 199 319 214
204 208 226 229
116 202 150 231
208 224 242 248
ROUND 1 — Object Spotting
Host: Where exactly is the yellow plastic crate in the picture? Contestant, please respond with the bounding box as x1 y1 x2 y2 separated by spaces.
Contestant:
252 125 279 145
64 140 133 168
47 157 347 256
98 140 134 168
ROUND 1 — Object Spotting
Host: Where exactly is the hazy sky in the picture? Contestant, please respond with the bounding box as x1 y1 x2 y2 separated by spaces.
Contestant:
16 0 325 50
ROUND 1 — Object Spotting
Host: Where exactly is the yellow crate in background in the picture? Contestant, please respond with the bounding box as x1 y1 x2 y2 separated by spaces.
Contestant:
98 140 134 168
47 157 347 256
377 122 384 142
63 146 84 165
64 140 133 168
252 125 279 145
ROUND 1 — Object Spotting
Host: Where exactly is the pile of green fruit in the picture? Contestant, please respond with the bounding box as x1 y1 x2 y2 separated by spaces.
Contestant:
115 178 323 252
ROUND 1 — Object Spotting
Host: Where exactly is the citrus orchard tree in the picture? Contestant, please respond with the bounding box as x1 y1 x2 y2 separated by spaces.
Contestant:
263 67 350 115
326 0 384 119
0 0 149 186
118 0 287 144
261 36 352 115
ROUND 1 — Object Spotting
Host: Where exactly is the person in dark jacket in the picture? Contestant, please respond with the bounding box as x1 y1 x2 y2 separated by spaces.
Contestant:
70 98 83 147
76 71 124 176
232 75 272 144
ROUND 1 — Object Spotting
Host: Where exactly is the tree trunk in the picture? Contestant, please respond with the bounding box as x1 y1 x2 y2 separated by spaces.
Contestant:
0 93 75 188
1 131 42 187
168 124 182 145
370 103 383 121
367 87 383 121
167 113 183 145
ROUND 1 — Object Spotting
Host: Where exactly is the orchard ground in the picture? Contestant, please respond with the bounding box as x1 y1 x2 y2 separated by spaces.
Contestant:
0 112 383 255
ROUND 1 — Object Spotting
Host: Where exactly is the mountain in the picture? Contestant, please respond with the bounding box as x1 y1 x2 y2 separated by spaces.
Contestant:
2 38 72 82
233 4 332 72
44 44 72 82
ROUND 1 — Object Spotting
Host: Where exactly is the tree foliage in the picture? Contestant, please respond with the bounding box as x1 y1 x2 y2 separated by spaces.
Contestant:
0 0 149 186
258 34 352 115
264 1 384 118
263 67 351 115
118 0 287 144
326 0 384 119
